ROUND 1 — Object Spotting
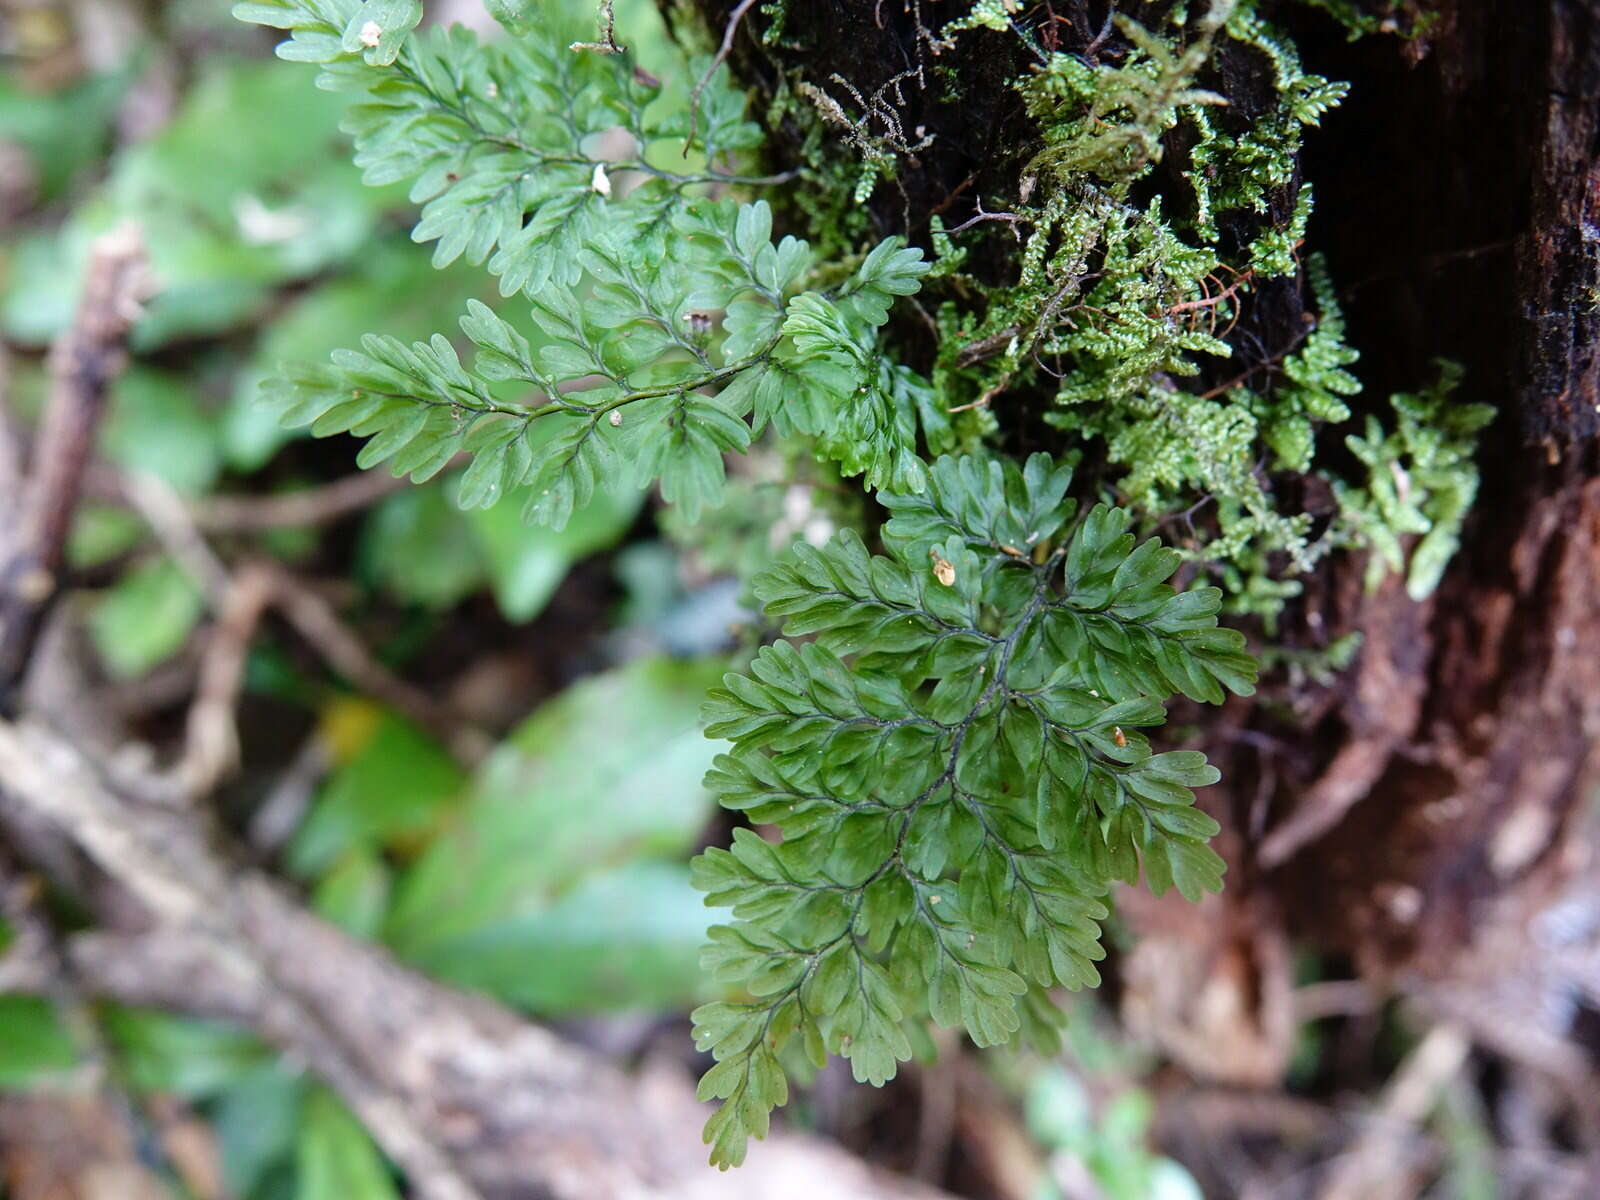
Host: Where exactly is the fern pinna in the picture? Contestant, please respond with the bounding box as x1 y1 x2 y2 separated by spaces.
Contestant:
236 0 1272 1169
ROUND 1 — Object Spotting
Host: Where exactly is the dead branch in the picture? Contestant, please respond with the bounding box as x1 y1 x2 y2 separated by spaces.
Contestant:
191 466 425 532
115 463 487 789
112 464 486 799
685 0 756 152
0 343 21 511
165 565 276 802
118 470 231 603
0 226 149 708
0 715 950 1200
1319 1025 1470 1200
1257 739 1399 869
135 556 486 803
1257 582 1429 870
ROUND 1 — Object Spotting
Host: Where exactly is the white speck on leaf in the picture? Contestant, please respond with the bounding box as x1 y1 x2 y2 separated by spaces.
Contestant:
591 163 611 197
358 21 383 48
608 410 623 427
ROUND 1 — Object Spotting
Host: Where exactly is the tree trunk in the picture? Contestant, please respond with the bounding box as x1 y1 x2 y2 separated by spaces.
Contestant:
692 0 1600 1085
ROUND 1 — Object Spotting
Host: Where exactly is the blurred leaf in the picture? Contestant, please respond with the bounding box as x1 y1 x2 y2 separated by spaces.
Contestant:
612 541 684 629
2 59 393 350
288 712 464 877
468 474 644 623
358 485 486 610
296 1088 400 1200
385 657 725 985
0 68 128 200
396 861 710 1014
207 1063 306 1199
0 995 78 1086
311 850 394 939
1026 1065 1201 1200
1 229 93 345
88 558 204 678
1026 1067 1093 1146
102 367 222 496
68 504 145 568
358 420 642 621
102 1008 269 1100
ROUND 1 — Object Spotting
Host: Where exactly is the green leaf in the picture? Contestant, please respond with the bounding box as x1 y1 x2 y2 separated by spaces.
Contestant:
482 0 536 35
311 849 394 938
102 368 222 496
3 59 387 351
226 242 484 471
358 484 487 609
209 1064 306 1199
835 236 932 327
297 1088 400 1200
398 861 712 1014
88 559 205 679
385 657 727 984
0 995 78 1085
467 465 644 623
102 1009 270 1099
288 711 465 877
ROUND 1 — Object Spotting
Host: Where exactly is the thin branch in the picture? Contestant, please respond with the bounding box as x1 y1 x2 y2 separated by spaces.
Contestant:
114 462 489 793
120 470 231 604
191 466 437 532
947 370 1013 413
0 226 149 707
1257 739 1396 868
165 566 276 803
944 203 1029 234
686 0 758 153
1319 1025 1471 1200
0 342 22 511
258 560 490 763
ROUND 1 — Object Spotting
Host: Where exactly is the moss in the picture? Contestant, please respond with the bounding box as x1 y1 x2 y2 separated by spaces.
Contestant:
695 0 1488 623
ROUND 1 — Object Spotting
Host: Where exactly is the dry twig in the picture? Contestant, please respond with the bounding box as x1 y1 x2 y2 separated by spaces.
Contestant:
1319 1025 1471 1200
191 466 429 532
685 0 757 153
0 226 149 707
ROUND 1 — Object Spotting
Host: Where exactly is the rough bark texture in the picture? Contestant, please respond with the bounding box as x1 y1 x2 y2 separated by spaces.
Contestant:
1260 0 1600 1008
693 0 1600 1088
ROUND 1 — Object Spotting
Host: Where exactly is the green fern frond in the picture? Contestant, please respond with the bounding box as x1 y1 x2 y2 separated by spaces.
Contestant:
690 453 1256 1167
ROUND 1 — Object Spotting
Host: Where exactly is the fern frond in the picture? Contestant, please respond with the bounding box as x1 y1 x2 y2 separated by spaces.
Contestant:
691 452 1256 1167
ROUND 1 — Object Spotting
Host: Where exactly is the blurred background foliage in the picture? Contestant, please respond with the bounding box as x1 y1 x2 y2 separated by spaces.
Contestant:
0 2 922 1195
0 1 785 1194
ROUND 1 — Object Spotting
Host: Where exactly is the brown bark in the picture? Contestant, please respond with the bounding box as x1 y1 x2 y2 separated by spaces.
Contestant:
1252 0 1600 1001
0 227 147 711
